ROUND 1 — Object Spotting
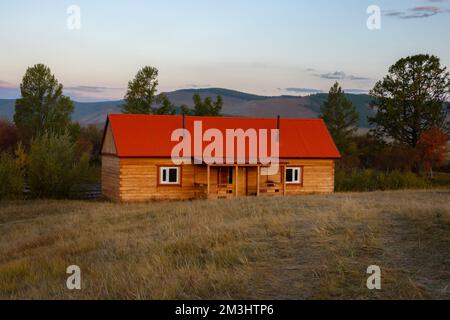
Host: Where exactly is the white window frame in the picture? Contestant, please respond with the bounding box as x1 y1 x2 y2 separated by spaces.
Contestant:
159 167 180 185
286 167 302 184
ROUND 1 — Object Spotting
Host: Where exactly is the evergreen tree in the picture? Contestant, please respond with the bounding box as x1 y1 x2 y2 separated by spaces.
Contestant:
181 94 223 116
369 54 449 147
320 82 359 152
122 66 159 114
154 93 176 115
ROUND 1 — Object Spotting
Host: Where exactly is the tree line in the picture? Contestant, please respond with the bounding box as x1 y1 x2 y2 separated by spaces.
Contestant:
320 54 449 182
0 64 223 199
11 64 223 144
121 66 223 116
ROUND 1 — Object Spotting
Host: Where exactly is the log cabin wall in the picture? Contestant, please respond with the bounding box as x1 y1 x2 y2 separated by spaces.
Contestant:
101 155 121 202
283 159 335 195
101 156 336 202
118 158 197 202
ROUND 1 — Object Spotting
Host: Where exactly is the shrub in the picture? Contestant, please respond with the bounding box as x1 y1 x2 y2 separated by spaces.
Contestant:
28 132 90 198
0 119 19 154
0 153 24 199
416 127 449 177
377 171 430 190
335 169 430 192
14 142 28 175
77 125 103 165
374 145 418 173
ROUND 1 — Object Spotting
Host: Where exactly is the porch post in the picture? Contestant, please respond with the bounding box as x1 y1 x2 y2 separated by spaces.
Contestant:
207 165 210 197
256 166 260 196
235 165 239 197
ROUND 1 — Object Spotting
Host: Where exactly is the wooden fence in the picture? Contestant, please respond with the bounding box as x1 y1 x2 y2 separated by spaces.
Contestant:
24 183 103 200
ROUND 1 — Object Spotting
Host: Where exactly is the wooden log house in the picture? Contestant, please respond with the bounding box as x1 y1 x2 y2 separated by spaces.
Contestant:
100 114 340 202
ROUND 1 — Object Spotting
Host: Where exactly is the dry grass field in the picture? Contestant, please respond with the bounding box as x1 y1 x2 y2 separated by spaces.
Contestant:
0 190 449 300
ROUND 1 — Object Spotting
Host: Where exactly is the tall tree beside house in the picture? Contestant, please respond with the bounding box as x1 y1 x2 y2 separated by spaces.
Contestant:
181 93 223 116
320 82 359 153
14 64 74 143
369 54 449 148
122 66 158 114
122 66 176 115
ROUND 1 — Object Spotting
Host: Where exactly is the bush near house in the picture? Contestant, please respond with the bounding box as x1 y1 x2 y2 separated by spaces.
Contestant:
0 153 24 200
27 132 90 198
0 119 19 154
335 169 430 192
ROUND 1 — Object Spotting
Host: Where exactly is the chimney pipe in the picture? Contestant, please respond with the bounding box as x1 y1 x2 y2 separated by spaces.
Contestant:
277 115 280 142
182 113 186 140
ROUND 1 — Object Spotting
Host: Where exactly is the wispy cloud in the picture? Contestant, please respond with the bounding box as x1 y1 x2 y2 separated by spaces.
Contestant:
284 87 323 94
183 84 212 89
316 71 371 81
344 88 370 94
64 86 125 102
0 83 126 101
385 1 450 19
0 80 16 88
282 87 370 95
65 85 125 93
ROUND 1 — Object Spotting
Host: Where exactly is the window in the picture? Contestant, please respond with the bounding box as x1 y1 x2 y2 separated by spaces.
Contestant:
160 167 180 185
286 167 302 184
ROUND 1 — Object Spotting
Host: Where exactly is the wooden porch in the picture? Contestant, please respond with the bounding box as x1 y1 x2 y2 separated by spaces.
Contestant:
202 164 289 199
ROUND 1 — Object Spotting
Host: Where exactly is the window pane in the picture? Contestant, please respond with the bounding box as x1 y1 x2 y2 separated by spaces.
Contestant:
294 169 298 182
169 168 178 182
286 169 293 182
162 169 167 182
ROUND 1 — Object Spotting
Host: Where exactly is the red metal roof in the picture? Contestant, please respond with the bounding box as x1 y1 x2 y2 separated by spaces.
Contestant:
105 114 341 159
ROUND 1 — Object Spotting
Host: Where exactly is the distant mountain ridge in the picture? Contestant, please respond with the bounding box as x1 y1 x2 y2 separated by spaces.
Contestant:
0 88 376 127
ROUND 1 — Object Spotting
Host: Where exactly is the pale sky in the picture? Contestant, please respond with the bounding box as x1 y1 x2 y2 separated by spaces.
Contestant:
1 0 449 101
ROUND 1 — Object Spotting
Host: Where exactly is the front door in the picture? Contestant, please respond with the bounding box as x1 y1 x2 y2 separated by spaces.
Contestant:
217 167 248 196
217 167 234 195
218 167 233 185
239 167 247 196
